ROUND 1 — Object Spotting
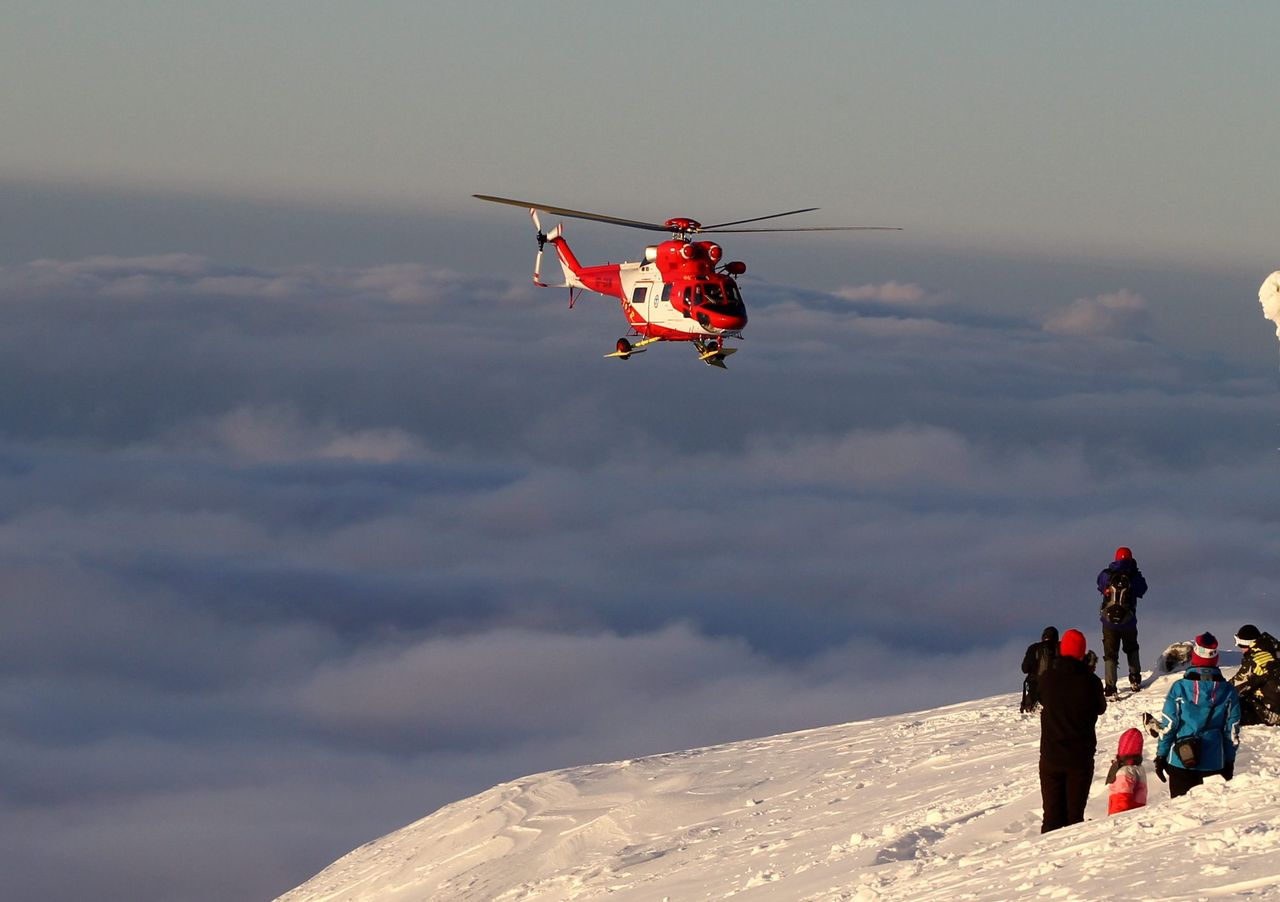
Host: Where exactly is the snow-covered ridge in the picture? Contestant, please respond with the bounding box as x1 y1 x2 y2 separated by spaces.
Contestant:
278 669 1280 901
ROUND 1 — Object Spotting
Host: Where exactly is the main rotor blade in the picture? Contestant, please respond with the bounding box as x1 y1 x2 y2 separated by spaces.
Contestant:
476 194 902 236
474 194 670 232
699 208 820 229
702 226 904 233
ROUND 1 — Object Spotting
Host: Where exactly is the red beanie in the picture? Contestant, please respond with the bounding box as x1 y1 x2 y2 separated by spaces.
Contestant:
1191 632 1219 667
1060 629 1087 661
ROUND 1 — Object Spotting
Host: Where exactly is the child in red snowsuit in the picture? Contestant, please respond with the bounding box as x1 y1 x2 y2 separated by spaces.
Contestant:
1105 727 1148 814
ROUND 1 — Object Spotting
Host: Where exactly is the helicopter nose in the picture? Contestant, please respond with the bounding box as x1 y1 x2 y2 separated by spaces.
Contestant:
723 311 747 329
693 306 747 331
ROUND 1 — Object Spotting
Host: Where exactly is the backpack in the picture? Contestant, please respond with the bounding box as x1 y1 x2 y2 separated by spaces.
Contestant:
1107 569 1132 603
1102 569 1133 625
1021 640 1059 712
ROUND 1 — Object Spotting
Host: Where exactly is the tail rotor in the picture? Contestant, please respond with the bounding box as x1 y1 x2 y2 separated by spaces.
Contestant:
528 207 564 288
530 208 547 286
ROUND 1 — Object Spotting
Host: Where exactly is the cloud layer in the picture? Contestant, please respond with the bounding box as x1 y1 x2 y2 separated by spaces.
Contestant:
1 253 1276 901
1042 288 1150 336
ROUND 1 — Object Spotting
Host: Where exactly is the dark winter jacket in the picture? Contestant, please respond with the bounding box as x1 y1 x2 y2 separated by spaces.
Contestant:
1096 558 1147 631
1232 640 1279 699
1038 656 1108 768
1155 666 1241 773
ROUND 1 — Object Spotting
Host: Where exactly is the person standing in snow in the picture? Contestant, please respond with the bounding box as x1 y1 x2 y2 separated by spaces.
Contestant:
1104 727 1148 815
1020 626 1059 713
1096 546 1148 697
1037 628 1107 832
1230 624 1280 726
1153 632 1241 799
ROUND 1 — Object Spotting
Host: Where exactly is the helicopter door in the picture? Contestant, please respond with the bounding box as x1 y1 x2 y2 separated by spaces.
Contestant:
630 282 653 324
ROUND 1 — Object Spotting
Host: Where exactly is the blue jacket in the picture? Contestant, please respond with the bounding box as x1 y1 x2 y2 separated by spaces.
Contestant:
1096 558 1148 630
1155 666 1241 772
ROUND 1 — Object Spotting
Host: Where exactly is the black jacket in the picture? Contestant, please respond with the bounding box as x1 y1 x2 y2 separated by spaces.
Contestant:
1038 656 1107 768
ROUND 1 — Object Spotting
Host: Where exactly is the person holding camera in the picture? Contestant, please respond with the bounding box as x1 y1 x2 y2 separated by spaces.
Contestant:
1152 632 1241 799
1037 628 1107 831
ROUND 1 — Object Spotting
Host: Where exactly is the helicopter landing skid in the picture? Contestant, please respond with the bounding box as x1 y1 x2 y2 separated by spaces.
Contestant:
603 346 648 359
603 335 660 359
695 339 737 369
698 346 737 362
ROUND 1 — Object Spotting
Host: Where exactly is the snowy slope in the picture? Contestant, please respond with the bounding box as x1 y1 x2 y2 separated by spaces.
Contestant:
278 669 1280 901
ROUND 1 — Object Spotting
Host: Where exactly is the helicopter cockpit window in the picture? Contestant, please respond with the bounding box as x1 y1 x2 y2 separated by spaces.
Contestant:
703 283 725 305
661 284 672 303
726 281 742 303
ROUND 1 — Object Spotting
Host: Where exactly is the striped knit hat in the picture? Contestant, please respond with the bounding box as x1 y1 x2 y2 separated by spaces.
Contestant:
1191 632 1219 667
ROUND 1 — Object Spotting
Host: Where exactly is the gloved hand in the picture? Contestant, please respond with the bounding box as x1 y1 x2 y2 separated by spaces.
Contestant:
1154 756 1168 783
1221 760 1234 781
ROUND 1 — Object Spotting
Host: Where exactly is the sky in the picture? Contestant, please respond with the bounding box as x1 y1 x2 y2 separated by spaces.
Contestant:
1 4 1278 901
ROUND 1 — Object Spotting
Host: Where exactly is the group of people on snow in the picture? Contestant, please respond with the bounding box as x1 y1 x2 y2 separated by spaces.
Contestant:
1020 545 1279 834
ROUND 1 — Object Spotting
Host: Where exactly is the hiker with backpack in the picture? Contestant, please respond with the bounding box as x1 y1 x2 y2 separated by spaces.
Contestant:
1231 624 1280 726
1020 626 1059 713
1096 546 1148 697
1152 633 1241 799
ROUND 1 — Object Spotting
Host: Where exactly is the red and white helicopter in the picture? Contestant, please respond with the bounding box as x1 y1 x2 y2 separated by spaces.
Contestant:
475 194 900 368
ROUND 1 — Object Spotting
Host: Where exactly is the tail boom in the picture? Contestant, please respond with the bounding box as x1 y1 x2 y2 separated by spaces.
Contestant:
547 229 620 296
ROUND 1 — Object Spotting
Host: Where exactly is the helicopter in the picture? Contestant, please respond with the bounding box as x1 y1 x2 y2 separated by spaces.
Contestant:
474 194 900 368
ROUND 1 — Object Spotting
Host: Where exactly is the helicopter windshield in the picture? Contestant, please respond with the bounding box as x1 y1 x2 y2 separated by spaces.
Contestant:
679 279 745 315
